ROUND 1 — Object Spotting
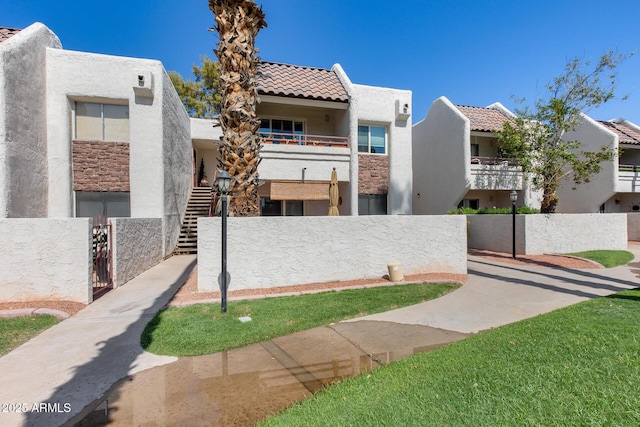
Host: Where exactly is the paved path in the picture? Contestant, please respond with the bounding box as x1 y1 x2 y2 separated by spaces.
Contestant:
353 250 640 333
0 255 196 427
1 248 639 426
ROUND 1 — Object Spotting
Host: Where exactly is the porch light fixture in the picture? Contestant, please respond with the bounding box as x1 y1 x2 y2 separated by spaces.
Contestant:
510 190 518 259
217 169 232 313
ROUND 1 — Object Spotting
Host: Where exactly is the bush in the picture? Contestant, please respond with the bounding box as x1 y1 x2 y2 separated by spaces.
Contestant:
447 206 540 215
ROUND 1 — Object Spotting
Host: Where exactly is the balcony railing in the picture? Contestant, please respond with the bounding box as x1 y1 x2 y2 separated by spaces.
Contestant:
260 131 349 148
619 164 640 173
471 156 520 167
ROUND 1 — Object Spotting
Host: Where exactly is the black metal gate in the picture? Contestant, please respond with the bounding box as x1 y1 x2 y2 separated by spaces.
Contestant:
92 216 113 299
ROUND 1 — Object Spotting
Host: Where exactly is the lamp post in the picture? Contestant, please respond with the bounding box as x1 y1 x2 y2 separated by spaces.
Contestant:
216 169 232 313
510 190 518 259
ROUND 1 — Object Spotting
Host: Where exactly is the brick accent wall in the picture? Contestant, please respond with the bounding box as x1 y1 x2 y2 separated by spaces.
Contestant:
72 140 130 192
358 154 388 194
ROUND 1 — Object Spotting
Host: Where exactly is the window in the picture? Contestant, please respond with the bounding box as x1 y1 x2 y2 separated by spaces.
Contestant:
470 143 479 157
260 118 304 140
260 198 304 216
358 125 386 154
457 199 479 210
75 102 129 142
76 191 130 218
359 194 387 215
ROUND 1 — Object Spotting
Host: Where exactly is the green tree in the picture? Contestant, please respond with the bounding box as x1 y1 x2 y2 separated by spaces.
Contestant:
169 56 221 118
497 51 632 213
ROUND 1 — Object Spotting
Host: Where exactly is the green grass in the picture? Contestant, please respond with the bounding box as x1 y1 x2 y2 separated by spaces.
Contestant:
0 315 59 356
141 282 460 356
260 288 640 426
567 250 635 268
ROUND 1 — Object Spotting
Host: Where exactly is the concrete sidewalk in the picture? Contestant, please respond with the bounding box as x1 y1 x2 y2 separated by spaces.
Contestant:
352 251 640 332
1 248 639 426
0 255 196 427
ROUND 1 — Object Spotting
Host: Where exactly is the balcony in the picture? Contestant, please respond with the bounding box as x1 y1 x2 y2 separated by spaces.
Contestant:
618 164 640 192
470 156 523 190
470 156 519 166
260 131 349 148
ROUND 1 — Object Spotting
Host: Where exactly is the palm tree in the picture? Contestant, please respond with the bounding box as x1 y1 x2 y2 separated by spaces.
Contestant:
209 0 267 216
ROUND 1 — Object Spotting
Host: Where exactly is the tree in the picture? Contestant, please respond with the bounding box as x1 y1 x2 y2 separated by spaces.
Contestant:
209 0 267 217
169 56 221 118
496 51 632 213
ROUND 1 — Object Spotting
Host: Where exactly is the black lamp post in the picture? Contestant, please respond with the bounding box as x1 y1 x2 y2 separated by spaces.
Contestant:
510 190 518 259
216 169 232 313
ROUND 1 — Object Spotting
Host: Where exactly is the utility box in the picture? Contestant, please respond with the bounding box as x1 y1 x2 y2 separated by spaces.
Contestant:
387 262 404 282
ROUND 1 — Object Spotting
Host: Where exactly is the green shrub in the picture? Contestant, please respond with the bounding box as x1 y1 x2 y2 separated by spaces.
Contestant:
447 206 540 215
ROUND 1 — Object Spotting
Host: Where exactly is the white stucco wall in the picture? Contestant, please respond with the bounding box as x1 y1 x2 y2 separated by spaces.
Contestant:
627 213 640 240
111 218 163 287
260 145 351 182
0 218 92 303
161 71 192 255
467 214 526 254
557 114 617 213
45 48 192 255
198 215 467 291
351 84 413 215
412 96 469 214
468 213 627 254
0 23 61 218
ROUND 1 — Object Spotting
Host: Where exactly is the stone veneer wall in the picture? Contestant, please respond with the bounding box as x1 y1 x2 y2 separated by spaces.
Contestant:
72 140 130 191
358 154 388 194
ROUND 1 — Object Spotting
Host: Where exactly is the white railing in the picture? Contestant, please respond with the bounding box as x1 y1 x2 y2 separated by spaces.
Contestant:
260 131 349 147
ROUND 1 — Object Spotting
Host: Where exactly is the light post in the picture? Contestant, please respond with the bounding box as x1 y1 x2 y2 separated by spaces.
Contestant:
510 190 518 259
216 169 232 313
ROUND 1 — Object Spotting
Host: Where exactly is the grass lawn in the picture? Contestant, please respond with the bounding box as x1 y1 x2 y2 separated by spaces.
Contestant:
567 250 634 268
0 315 59 356
141 282 460 356
260 288 640 426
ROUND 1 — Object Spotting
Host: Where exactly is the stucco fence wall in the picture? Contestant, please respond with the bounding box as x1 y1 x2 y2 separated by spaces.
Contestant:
626 213 640 241
468 213 627 255
0 219 92 303
198 215 467 292
0 218 165 304
111 218 163 287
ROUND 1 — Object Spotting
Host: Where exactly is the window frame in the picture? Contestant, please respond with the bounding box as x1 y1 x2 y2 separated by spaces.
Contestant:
358 124 387 155
259 117 305 137
74 101 130 143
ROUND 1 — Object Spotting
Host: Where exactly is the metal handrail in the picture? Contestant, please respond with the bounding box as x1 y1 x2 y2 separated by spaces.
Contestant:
470 156 520 166
619 164 639 172
260 131 349 147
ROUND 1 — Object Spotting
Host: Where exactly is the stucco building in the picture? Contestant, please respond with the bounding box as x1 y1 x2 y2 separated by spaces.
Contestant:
557 116 640 213
1 22 413 258
194 61 413 217
412 96 540 215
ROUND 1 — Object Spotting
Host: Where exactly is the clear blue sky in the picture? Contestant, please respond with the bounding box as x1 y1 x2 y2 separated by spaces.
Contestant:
5 0 640 123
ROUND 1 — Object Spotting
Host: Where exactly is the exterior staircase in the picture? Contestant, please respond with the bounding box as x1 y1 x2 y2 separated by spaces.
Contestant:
174 186 212 255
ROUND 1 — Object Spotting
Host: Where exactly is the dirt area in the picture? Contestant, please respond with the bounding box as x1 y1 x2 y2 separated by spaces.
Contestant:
468 249 603 269
168 268 468 306
0 250 601 316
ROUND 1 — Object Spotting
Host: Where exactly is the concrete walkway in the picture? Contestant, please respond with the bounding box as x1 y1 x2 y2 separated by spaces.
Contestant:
0 255 196 427
1 248 639 426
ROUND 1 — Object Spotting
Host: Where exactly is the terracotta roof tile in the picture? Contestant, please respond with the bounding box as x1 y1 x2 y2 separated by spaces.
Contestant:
598 120 640 145
0 27 21 43
256 62 349 103
456 105 513 132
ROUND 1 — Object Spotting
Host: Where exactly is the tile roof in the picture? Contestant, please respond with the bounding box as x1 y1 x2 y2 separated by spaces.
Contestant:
456 105 513 132
256 62 349 103
598 120 640 145
0 27 21 43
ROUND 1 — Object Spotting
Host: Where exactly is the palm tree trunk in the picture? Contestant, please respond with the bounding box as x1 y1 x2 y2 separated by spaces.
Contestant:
209 0 267 216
